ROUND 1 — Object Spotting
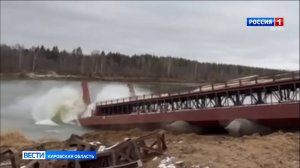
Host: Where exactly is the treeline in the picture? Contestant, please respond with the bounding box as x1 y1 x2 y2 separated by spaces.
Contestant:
0 44 284 82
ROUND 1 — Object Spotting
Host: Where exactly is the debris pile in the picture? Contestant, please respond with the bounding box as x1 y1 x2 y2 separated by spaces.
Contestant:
0 130 167 168
158 156 185 168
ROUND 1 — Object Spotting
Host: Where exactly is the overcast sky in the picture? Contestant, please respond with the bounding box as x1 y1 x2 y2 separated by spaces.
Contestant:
1 1 299 70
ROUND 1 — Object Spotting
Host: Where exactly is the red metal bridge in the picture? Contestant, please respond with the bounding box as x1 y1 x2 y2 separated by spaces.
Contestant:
79 72 300 130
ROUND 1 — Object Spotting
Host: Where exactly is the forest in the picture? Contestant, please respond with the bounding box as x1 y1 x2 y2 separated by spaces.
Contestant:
0 44 284 82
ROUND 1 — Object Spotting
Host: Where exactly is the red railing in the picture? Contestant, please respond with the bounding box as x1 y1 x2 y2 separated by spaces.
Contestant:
96 71 299 106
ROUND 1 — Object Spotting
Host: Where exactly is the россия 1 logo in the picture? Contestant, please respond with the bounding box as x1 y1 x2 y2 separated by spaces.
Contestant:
247 17 284 26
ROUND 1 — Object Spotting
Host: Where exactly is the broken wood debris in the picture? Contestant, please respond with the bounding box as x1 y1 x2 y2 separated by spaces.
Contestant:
0 131 167 168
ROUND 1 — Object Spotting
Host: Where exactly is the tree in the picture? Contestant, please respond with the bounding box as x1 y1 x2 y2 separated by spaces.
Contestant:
48 46 59 60
32 53 37 72
71 47 84 74
72 47 83 56
91 50 100 75
194 62 198 80
0 44 283 82
14 44 24 71
166 57 172 78
99 51 106 75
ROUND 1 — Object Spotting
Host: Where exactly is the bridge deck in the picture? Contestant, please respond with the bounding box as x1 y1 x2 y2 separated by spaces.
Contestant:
79 72 300 129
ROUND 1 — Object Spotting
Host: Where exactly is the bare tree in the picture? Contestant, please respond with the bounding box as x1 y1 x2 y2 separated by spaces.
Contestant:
167 57 172 77
194 62 198 79
15 44 24 71
91 50 100 74
32 54 37 72
0 44 283 82
99 51 105 75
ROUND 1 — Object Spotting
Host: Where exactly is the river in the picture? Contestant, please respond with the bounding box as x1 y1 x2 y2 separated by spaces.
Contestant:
0 79 197 140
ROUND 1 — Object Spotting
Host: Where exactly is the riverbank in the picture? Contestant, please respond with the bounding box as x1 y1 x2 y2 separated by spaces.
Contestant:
0 72 203 84
1 130 299 168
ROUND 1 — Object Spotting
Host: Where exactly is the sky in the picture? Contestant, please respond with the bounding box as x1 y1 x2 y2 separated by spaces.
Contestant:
1 1 299 70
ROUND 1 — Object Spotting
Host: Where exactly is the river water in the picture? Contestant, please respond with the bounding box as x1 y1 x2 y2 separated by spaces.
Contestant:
0 79 196 140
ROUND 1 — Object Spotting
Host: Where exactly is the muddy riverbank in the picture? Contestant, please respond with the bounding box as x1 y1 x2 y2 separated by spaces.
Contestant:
1 130 299 168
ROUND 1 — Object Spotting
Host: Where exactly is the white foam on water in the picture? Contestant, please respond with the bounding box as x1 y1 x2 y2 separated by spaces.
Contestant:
80 84 132 118
35 119 59 126
31 86 86 125
45 129 61 133
3 82 152 128
80 103 95 118
80 83 146 118
95 84 130 101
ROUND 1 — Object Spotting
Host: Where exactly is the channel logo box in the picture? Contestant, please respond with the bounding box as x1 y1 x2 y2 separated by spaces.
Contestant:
247 18 284 26
22 151 97 160
274 18 284 26
22 151 45 160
